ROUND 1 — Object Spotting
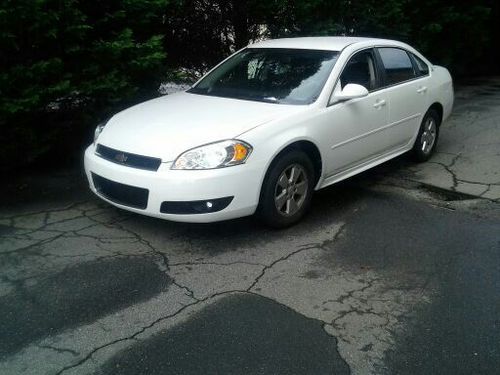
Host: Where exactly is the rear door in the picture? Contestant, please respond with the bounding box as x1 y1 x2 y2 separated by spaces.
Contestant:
375 47 428 149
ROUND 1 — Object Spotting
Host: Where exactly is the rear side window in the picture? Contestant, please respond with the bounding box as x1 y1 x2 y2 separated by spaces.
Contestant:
378 48 416 86
412 53 430 76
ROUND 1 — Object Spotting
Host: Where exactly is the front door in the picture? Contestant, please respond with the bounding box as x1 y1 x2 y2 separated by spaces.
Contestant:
323 49 389 177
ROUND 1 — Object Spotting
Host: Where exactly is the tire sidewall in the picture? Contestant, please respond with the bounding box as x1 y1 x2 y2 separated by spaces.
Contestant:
257 150 315 228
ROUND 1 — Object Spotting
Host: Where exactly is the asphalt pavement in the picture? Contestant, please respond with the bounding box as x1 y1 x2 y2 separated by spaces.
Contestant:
404 77 500 200
1 81 499 374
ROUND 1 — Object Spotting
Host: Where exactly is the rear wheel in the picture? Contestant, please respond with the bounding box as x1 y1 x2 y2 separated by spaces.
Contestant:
411 108 440 162
257 150 314 228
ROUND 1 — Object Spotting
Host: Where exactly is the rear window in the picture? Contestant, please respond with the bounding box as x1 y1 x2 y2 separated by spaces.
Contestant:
378 48 416 86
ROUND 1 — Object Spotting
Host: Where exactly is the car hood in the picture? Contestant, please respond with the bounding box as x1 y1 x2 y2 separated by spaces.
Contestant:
98 92 306 162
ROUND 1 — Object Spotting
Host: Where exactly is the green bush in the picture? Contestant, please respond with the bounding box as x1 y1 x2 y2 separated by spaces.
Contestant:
0 0 168 170
0 0 495 171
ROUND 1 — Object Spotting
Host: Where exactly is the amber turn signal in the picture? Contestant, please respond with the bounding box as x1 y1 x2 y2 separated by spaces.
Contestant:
233 143 249 162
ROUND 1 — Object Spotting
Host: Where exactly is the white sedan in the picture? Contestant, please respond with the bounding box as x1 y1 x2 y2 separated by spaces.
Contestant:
84 37 453 227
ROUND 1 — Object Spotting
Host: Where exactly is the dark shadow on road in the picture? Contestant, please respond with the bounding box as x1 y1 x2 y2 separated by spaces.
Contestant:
100 154 414 261
113 177 367 259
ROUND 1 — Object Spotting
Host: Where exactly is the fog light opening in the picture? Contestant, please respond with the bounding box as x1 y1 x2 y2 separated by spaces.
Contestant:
160 197 234 215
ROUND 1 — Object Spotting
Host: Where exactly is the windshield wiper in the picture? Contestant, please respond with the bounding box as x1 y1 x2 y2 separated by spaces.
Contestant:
188 88 281 104
261 96 279 103
187 87 208 94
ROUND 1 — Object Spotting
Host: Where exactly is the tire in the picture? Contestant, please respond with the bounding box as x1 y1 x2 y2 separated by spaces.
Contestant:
257 150 315 228
411 108 440 162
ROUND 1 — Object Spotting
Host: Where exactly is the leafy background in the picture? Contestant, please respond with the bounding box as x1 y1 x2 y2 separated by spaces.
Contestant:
1 0 498 171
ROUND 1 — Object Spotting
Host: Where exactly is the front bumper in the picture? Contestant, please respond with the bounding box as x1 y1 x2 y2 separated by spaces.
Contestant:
84 145 263 223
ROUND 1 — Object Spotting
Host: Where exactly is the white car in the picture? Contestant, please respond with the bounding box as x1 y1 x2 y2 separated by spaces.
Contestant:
84 37 453 227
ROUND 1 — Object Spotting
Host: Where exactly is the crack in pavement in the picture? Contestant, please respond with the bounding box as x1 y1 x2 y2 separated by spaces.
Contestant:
170 260 266 268
26 221 349 374
422 156 499 199
1 204 132 258
334 276 383 306
0 201 89 221
171 280 200 301
54 289 243 375
247 224 347 292
107 220 204 303
54 289 356 375
37 345 80 357
426 153 461 191
5 183 492 374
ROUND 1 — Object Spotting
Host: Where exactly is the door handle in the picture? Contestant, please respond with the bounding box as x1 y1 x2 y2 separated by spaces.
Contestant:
373 99 386 109
417 86 427 93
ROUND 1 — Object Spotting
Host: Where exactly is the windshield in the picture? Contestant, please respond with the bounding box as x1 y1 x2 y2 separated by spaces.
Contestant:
188 48 340 105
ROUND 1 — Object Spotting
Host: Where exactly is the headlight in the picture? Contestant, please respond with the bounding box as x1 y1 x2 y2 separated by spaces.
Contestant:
172 140 252 170
93 122 106 145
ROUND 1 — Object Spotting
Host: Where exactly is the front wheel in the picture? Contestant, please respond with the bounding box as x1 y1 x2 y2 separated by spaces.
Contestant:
411 108 440 162
257 150 314 228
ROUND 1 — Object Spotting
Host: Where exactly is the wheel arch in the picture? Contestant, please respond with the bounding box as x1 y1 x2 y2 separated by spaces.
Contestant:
255 139 323 225
260 139 323 193
274 139 323 186
428 102 444 126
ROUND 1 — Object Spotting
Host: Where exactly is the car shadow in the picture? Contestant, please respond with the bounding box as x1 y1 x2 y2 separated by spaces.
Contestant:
130 154 413 234
108 154 415 261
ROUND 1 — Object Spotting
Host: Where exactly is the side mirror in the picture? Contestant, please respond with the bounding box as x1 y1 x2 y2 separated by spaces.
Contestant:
334 83 369 101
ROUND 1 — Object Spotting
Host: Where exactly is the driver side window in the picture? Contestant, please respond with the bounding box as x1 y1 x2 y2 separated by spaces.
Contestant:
340 50 378 91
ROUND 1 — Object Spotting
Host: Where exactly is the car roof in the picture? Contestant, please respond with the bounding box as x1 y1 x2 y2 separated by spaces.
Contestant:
248 36 400 51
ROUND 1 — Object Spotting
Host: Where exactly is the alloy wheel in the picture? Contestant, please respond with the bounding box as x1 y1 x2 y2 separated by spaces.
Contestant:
274 164 309 216
421 117 437 154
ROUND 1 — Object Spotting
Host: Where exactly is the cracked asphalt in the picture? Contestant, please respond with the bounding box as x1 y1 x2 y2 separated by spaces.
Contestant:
1 81 500 374
405 77 500 200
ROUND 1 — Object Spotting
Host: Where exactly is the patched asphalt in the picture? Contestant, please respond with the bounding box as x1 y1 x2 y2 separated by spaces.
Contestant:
0 257 171 357
384 221 500 374
315 189 500 373
97 293 350 375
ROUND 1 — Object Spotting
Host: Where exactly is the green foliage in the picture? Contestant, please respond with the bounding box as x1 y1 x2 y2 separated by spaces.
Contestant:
0 0 168 169
269 0 491 75
407 2 491 75
0 0 496 170
161 0 492 76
